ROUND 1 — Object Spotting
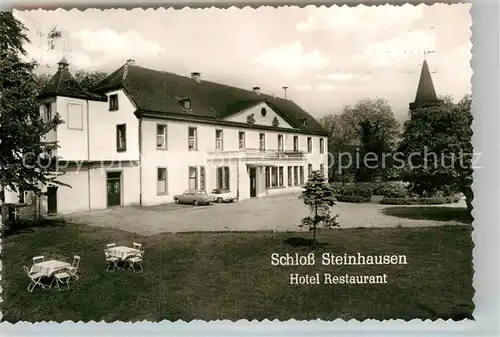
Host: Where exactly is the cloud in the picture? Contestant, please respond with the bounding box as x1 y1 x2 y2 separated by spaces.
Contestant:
70 29 165 66
254 41 330 76
354 29 437 67
23 28 166 70
316 82 335 91
297 84 313 91
316 73 357 82
296 4 424 33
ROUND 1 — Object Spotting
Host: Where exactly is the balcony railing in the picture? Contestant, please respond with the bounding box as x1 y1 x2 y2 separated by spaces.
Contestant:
208 148 306 160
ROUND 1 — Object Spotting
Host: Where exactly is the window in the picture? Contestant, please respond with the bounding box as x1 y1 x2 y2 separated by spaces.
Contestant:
299 166 305 185
271 167 278 187
215 129 223 150
259 133 266 151
278 167 284 187
67 103 83 130
116 124 126 152
320 164 325 177
216 166 230 190
183 99 191 110
200 166 206 191
307 137 312 153
278 134 284 151
287 166 292 186
19 188 25 204
188 166 198 190
188 127 197 150
43 103 52 122
157 124 167 149
109 94 119 111
261 107 267 116
157 168 168 195
239 131 245 149
265 166 270 188
308 164 313 177
293 166 298 185
293 136 299 152
320 138 325 154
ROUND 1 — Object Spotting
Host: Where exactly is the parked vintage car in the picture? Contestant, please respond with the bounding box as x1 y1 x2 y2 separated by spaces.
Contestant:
210 189 237 203
173 190 211 205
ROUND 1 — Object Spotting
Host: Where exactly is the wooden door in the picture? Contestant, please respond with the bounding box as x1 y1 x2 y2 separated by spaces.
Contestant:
47 186 58 214
249 167 257 198
107 172 122 207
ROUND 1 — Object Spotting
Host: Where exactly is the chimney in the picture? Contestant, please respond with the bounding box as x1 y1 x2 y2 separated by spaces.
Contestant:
282 86 289 99
252 86 261 95
191 72 201 83
126 59 135 65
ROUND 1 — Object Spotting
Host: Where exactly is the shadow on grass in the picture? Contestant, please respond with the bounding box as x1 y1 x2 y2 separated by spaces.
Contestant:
284 237 328 248
382 206 473 224
2 218 68 237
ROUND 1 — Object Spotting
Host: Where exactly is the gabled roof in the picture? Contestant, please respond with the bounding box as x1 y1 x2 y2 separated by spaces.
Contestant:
38 57 107 102
409 59 440 110
91 63 328 135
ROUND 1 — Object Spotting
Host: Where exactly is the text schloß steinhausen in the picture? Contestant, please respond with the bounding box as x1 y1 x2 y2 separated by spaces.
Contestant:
270 252 408 266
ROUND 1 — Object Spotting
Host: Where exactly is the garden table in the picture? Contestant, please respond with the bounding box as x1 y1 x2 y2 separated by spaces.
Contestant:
31 260 71 277
107 246 140 260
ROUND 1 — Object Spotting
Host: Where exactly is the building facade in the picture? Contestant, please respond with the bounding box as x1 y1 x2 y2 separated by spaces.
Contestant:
13 58 329 215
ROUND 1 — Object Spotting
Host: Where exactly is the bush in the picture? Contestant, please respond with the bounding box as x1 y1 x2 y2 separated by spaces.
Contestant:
335 184 373 198
380 195 462 205
380 185 409 198
335 195 371 203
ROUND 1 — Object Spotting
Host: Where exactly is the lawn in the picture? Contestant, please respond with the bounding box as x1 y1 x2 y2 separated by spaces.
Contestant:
2 220 474 322
382 206 473 224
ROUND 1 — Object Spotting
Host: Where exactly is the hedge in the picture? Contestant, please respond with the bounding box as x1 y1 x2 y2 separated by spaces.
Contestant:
377 184 409 198
331 184 373 198
335 195 371 203
380 195 462 205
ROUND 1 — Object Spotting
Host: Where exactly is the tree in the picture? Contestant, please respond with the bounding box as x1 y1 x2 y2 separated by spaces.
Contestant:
0 11 64 199
73 70 108 90
320 98 401 182
35 70 109 93
318 113 357 181
299 171 339 248
398 94 473 213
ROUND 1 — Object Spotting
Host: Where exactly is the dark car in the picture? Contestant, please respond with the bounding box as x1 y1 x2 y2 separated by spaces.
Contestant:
173 190 211 205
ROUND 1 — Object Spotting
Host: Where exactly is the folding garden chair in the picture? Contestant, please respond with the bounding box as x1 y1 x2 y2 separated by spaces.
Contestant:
133 242 142 250
105 251 119 272
32 256 44 265
51 272 71 291
128 250 144 273
23 266 45 292
68 255 81 280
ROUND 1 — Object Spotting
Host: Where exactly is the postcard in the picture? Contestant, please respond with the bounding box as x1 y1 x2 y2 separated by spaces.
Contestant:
0 3 474 323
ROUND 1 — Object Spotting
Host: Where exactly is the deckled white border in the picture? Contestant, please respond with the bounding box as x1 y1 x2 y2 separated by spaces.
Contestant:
0 0 498 335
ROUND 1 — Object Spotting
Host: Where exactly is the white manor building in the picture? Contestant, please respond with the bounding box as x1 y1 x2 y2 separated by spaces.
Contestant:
5 58 329 216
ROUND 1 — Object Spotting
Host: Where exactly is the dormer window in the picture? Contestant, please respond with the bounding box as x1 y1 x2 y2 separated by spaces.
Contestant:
300 117 307 127
182 99 191 110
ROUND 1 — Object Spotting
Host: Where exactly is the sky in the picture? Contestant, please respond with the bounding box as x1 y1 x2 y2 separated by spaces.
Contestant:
14 4 472 121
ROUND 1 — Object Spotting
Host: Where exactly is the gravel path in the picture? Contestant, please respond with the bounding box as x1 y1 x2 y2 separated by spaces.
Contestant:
60 193 469 236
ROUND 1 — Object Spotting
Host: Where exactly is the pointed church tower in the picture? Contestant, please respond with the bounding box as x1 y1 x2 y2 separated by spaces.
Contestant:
409 59 442 111
38 57 105 101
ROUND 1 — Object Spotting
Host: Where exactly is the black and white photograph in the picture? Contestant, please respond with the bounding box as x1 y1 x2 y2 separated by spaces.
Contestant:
0 4 474 322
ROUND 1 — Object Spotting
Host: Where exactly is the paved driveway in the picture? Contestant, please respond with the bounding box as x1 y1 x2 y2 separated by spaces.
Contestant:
61 193 468 236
